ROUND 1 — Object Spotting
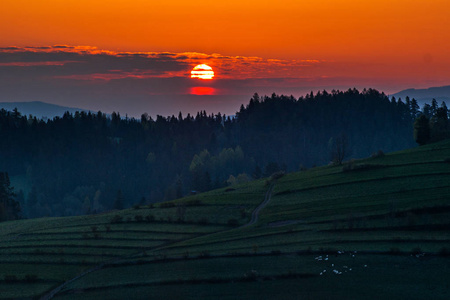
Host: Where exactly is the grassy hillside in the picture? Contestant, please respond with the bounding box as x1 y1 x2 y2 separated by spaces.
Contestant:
1 140 450 299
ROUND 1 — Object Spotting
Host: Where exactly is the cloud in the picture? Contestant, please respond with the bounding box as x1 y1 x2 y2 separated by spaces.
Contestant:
2 45 421 117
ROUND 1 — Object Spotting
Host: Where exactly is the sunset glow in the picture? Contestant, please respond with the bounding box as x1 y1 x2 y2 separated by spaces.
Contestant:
189 87 217 95
191 64 214 80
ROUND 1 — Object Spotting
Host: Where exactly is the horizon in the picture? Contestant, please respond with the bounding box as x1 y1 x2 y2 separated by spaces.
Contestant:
0 85 448 119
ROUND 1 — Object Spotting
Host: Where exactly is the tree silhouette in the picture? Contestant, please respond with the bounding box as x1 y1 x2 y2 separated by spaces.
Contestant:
414 115 430 145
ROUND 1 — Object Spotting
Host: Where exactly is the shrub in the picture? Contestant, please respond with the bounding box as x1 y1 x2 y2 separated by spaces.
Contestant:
104 225 111 232
4 275 18 283
444 157 450 163
90 226 98 232
145 214 155 222
133 204 140 210
438 247 450 256
184 199 203 206
411 247 422 255
198 217 209 225
371 150 385 158
24 274 38 283
148 203 154 209
134 215 144 222
389 247 401 255
343 162 384 172
198 251 210 258
270 171 285 181
244 270 259 281
227 218 239 227
110 215 123 223
159 202 175 208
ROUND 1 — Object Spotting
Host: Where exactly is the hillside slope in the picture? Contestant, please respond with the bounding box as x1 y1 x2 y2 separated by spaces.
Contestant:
1 140 449 299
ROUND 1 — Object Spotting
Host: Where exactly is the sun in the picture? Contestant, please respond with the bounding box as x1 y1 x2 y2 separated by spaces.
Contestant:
191 64 214 80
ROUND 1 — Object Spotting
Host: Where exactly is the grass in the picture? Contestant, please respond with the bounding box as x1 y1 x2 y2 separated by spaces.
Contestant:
1 139 450 299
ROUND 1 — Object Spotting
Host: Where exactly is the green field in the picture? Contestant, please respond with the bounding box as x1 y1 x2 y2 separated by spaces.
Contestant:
1 140 450 299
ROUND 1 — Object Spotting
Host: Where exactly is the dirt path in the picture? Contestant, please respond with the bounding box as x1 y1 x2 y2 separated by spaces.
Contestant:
242 183 274 228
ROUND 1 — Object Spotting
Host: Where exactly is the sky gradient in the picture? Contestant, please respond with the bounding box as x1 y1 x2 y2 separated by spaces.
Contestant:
1 0 449 117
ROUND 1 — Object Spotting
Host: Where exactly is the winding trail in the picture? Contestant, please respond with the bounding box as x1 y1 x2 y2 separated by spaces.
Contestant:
242 183 275 228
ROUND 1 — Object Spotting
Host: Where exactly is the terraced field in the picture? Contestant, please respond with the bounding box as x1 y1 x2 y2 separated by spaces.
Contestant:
1 140 450 299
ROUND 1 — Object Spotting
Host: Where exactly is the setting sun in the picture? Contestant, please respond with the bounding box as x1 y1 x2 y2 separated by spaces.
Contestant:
191 64 214 80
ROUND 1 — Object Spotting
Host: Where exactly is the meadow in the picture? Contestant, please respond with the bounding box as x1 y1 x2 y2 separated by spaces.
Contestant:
1 140 449 299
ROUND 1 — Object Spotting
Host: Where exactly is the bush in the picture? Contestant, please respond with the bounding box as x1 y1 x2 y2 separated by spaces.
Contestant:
389 247 401 255
371 150 385 158
110 215 123 223
411 247 422 255
184 199 203 206
343 162 384 172
244 270 259 281
4 275 18 283
133 204 140 210
90 226 98 232
198 217 209 225
198 251 210 259
270 171 285 181
24 274 38 283
134 215 144 222
227 218 239 227
271 250 282 255
159 202 175 208
438 247 450 256
145 214 155 222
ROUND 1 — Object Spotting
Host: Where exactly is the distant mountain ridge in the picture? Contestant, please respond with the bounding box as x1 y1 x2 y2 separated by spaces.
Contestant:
0 101 89 119
392 85 450 105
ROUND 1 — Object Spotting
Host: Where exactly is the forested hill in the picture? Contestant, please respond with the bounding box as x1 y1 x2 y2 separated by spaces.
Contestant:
0 88 428 219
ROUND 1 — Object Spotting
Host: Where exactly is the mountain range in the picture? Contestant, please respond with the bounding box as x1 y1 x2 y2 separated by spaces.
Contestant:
391 85 450 106
0 101 88 119
2 85 449 119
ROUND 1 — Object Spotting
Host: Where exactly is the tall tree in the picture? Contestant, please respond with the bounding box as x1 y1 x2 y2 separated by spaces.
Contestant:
330 133 351 165
113 190 124 210
0 172 21 221
414 115 431 145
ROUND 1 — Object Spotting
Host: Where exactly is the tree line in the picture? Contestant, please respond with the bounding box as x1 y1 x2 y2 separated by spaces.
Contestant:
414 99 450 145
0 88 427 220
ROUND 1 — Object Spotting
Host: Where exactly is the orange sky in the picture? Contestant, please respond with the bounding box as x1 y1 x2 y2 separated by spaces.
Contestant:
2 0 449 60
1 0 450 116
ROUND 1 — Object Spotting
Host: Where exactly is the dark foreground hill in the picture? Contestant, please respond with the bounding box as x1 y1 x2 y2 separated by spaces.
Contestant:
0 140 449 299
